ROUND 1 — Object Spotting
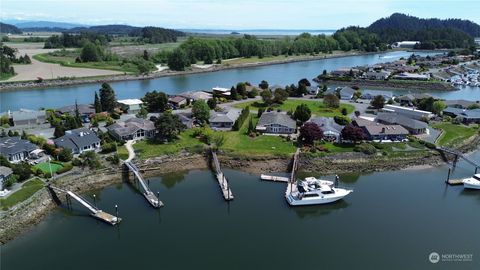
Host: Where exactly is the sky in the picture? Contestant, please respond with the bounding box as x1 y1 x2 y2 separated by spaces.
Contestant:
1 0 479 29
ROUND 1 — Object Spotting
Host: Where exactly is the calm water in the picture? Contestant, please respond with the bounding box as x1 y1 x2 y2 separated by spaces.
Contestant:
2 151 480 270
4 50 472 112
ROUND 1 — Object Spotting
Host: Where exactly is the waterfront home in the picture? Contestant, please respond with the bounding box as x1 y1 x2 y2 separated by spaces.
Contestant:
307 86 320 95
394 93 433 106
54 128 101 154
6 109 46 127
352 117 378 128
107 118 156 141
444 100 479 109
363 70 391 80
382 105 434 120
181 91 213 102
256 112 296 134
177 113 194 129
117 99 144 115
339 87 356 100
0 137 39 163
56 104 95 123
168 96 187 108
209 108 241 130
360 90 393 100
309 117 342 142
392 72 430 81
376 112 428 134
391 41 420 48
0 166 13 190
363 124 409 141
212 87 231 97
331 68 361 77
442 108 480 124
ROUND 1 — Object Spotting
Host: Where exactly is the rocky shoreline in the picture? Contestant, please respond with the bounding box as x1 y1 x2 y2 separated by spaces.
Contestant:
1 136 479 244
325 78 457 91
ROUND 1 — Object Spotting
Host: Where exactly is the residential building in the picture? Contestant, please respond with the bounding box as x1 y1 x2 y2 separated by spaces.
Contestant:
363 124 409 141
181 91 213 102
54 128 101 154
168 96 187 108
331 68 361 77
256 112 296 134
444 100 479 109
177 113 194 129
338 87 356 100
360 90 393 100
7 109 46 127
363 70 391 80
393 72 430 81
0 137 39 163
56 104 95 123
442 108 480 124
0 166 13 190
309 117 342 142
391 41 420 48
376 113 428 134
394 93 433 105
209 108 241 129
117 99 144 114
107 118 156 141
307 86 320 95
352 118 378 128
212 87 231 97
382 105 434 120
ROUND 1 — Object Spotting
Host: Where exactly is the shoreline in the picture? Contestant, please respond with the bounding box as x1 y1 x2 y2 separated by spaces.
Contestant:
0 50 390 92
324 78 457 92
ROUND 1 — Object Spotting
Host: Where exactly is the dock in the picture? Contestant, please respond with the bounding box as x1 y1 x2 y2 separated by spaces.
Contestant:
124 161 164 208
260 174 289 183
447 179 463 185
48 185 121 225
211 150 233 201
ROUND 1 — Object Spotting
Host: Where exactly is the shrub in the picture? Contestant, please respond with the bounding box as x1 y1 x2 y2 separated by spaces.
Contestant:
232 107 250 131
354 143 377 155
101 142 117 154
72 158 82 166
334 115 351 126
57 163 73 174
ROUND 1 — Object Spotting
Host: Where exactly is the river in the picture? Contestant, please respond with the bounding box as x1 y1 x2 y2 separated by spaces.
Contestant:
2 50 478 112
2 151 479 270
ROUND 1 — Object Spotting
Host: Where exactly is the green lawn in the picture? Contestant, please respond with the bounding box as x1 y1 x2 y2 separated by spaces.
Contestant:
233 99 355 117
33 53 138 73
432 122 479 147
0 178 44 210
33 162 63 174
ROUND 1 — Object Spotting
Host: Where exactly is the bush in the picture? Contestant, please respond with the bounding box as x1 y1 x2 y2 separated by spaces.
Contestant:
101 142 117 154
232 107 250 131
72 158 82 166
354 143 377 155
106 154 120 165
334 115 351 126
56 163 73 174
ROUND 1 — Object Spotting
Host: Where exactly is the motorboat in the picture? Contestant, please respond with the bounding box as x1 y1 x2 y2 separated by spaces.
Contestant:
462 174 480 190
304 176 334 186
286 178 353 206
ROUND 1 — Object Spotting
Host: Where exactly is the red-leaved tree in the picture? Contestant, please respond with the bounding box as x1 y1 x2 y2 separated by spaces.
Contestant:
299 122 324 145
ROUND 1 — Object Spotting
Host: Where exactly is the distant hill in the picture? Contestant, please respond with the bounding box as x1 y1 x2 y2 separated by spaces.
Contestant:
0 22 22 34
368 13 480 38
68 24 141 35
12 20 86 29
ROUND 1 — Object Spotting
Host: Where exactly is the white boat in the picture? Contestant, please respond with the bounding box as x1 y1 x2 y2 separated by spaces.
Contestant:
462 174 480 189
286 179 353 206
304 176 334 186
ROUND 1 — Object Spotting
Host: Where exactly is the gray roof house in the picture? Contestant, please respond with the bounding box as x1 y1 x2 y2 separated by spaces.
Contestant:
364 70 391 80
256 112 296 134
376 112 428 134
309 117 343 142
57 104 95 116
209 108 241 130
442 108 480 124
363 124 409 141
360 90 393 100
444 100 479 109
339 87 356 100
8 109 46 127
54 128 101 154
0 166 13 190
0 137 39 163
107 118 156 141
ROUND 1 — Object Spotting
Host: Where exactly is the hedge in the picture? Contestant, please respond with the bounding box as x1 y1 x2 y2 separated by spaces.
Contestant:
232 106 250 131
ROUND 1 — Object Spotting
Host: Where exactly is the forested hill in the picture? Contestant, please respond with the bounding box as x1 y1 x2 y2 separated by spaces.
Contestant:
68 24 140 35
368 13 480 37
68 25 185 43
0 23 22 34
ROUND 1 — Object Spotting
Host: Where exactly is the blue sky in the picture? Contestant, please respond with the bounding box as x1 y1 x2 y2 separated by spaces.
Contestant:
1 0 479 29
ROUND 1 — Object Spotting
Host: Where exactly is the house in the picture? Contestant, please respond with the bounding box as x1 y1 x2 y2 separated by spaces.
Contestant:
364 70 391 80
0 166 13 190
107 118 156 141
56 104 95 123
444 100 479 109
339 87 356 100
309 117 343 142
363 124 409 141
209 108 241 129
442 108 480 124
256 112 296 134
307 86 320 95
212 87 231 97
7 109 46 127
54 128 101 154
177 113 194 129
391 41 420 48
382 105 434 120
168 96 187 108
117 99 144 114
376 112 428 134
0 137 39 163
393 72 430 81
352 118 377 128
181 91 213 102
360 90 393 100
395 93 433 105
331 68 361 77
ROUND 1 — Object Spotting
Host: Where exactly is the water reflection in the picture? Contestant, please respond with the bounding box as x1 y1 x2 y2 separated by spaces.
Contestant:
159 171 189 189
292 200 350 219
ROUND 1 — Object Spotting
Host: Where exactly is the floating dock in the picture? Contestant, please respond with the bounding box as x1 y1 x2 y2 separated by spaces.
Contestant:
124 161 164 208
211 150 233 201
447 179 463 185
260 174 289 183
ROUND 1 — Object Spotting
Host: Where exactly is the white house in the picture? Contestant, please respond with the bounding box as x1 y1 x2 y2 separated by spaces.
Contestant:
117 99 144 114
382 105 434 120
256 112 296 134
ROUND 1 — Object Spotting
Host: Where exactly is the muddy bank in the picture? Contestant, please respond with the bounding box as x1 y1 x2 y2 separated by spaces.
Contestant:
324 78 456 91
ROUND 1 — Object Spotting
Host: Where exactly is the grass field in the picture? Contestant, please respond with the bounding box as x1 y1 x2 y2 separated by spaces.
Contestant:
33 53 137 73
0 178 44 210
33 162 64 174
233 99 355 117
432 122 479 147
222 50 358 65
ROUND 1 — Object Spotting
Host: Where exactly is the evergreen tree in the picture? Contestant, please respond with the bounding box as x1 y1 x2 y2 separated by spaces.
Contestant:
94 91 102 113
99 83 116 113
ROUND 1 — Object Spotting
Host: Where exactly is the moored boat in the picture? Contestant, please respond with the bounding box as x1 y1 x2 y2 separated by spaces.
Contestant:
462 174 480 189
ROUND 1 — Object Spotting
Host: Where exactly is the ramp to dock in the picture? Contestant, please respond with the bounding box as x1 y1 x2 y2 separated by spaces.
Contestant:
211 150 233 201
437 147 480 168
124 161 164 208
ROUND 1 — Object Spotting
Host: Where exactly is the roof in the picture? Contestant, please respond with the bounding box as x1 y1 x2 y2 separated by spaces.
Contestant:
353 118 377 127
376 113 428 130
54 128 100 150
209 108 241 123
364 124 409 136
340 87 356 96
309 117 342 134
361 90 393 98
384 105 433 116
117 99 143 106
0 166 13 177
181 91 213 101
56 104 95 115
168 96 186 104
257 112 296 129
445 100 478 109
393 72 430 80
10 109 45 121
0 137 38 156
443 108 480 119
212 87 230 93
107 118 155 137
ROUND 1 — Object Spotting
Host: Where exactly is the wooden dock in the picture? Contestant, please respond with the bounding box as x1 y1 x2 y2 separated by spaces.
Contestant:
260 174 289 183
211 150 233 201
124 161 164 208
447 179 463 185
